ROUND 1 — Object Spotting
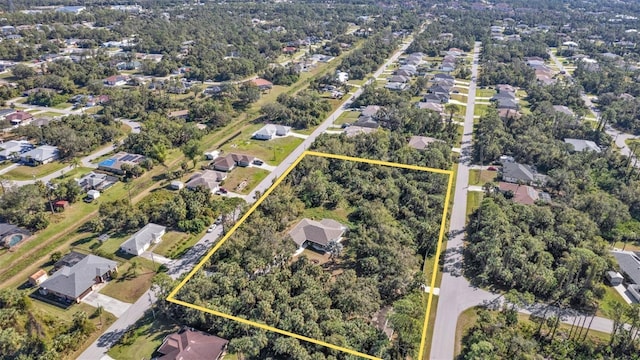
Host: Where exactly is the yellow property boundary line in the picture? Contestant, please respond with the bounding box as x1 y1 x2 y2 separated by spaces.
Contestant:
167 150 454 359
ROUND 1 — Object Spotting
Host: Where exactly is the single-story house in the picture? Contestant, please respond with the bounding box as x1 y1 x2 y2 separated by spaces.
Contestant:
385 82 408 91
564 138 601 153
416 102 444 113
336 71 349 83
429 85 450 95
395 69 413 77
359 105 381 121
120 223 166 256
252 78 273 91
20 145 59 166
497 181 548 205
212 153 255 172
398 65 417 75
498 109 522 121
252 124 291 140
408 136 442 150
77 172 118 192
553 105 575 117
501 161 547 186
97 152 146 175
389 75 410 83
441 61 455 72
0 222 31 249
496 84 516 93
606 271 624 286
185 170 226 193
494 98 519 110
7 111 33 125
423 93 449 104
157 329 228 360
0 108 16 120
29 269 48 286
612 251 640 301
103 75 129 86
344 126 376 137
204 86 223 95
0 140 33 161
38 254 118 303
491 92 516 101
288 218 346 251
86 190 100 201
432 73 455 82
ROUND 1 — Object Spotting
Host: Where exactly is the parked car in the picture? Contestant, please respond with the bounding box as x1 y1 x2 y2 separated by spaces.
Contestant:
207 224 216 233
487 166 498 171
219 187 228 194
253 159 264 166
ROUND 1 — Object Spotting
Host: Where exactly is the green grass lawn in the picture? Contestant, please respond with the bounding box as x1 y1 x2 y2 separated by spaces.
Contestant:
221 136 303 166
52 102 72 109
302 206 354 226
334 110 360 125
450 94 467 103
597 286 627 318
473 104 488 117
221 166 270 194
100 259 157 303
151 231 197 259
35 111 65 118
468 169 497 186
475 88 496 98
108 313 179 360
3 161 68 180
466 191 483 217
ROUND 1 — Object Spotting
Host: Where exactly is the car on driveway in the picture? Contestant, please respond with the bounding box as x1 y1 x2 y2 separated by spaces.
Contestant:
487 166 498 171
253 159 264 166
219 187 228 194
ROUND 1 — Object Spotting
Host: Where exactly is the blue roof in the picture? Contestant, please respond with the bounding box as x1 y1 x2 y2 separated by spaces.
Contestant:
99 158 116 167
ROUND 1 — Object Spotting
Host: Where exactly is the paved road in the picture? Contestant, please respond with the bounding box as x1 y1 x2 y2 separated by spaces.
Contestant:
430 42 486 360
80 36 416 360
246 38 414 201
7 119 140 187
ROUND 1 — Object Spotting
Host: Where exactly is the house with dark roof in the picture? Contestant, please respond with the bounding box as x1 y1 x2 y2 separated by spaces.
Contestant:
120 223 166 256
612 251 640 301
7 111 33 125
20 145 59 166
288 218 346 251
76 172 118 192
423 93 449 104
157 329 228 360
494 98 519 110
212 153 254 172
38 254 117 303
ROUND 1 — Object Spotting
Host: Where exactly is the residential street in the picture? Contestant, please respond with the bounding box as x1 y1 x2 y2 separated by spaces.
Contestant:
79 36 416 360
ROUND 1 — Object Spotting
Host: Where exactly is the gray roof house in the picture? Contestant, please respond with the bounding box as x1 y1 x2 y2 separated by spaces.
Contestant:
360 105 381 120
553 105 575 117
289 218 346 250
76 172 118 192
613 251 640 285
0 140 32 161
185 170 226 193
252 124 292 140
120 223 166 256
38 254 117 303
494 98 519 110
564 138 601 153
385 82 408 91
20 145 59 166
501 161 547 186
408 136 442 150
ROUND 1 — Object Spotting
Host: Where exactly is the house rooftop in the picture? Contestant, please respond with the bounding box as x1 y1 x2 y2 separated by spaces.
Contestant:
157 329 228 360
40 254 117 299
185 170 223 192
564 138 601 153
120 223 166 255
408 135 442 150
289 218 345 247
613 251 640 285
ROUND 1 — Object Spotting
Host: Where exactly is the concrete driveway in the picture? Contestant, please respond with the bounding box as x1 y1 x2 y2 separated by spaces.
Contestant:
82 290 131 318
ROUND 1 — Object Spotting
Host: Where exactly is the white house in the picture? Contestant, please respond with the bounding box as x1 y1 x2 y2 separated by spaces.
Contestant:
120 223 166 256
252 124 291 140
336 71 349 83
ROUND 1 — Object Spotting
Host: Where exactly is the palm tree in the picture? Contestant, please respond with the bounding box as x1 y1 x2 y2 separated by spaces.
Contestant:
70 157 81 170
445 103 460 124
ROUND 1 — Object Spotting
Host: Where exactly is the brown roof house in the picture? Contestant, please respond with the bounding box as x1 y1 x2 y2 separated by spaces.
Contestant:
408 136 443 150
212 153 254 172
157 329 228 360
185 170 226 193
252 78 273 91
289 218 346 251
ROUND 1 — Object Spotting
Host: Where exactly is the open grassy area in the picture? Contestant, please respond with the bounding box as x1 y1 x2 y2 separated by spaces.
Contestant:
466 191 483 217
151 231 197 259
3 161 68 180
34 111 65 118
468 169 497 186
475 88 496 98
597 286 628 318
221 166 270 194
108 313 179 360
221 136 304 166
334 110 360 125
473 103 489 117
302 206 353 226
52 102 73 109
454 307 479 357
100 259 157 303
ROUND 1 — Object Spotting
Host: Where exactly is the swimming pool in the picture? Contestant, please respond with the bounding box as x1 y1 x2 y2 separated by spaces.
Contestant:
6 234 24 247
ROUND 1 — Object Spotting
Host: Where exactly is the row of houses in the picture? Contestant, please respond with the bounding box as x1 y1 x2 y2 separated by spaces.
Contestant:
0 141 59 166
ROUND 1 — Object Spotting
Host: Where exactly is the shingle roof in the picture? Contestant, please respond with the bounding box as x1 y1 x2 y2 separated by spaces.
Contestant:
289 218 345 247
613 251 640 285
564 138 601 153
408 136 442 150
502 162 535 183
40 255 117 299
185 170 222 191
120 223 166 255
158 330 228 360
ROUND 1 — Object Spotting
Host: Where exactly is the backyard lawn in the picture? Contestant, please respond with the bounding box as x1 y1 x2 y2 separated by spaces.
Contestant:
466 191 483 217
152 231 194 258
597 286 628 318
221 136 303 165
475 88 496 98
473 103 489 117
334 110 360 126
302 206 353 226
100 259 157 303
3 161 68 180
221 166 270 194
468 169 497 186
108 313 179 360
